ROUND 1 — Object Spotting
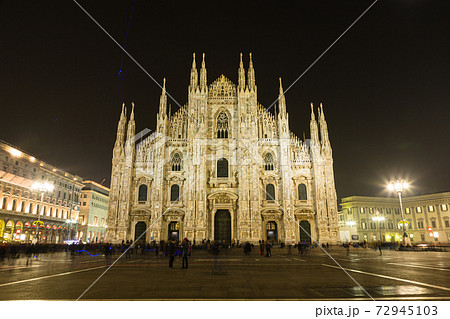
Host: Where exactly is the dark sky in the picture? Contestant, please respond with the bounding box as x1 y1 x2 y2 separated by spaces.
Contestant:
1 0 449 201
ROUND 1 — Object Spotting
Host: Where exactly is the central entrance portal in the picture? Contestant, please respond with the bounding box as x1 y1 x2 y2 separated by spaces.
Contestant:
299 220 311 244
266 221 278 243
214 210 231 245
168 221 179 241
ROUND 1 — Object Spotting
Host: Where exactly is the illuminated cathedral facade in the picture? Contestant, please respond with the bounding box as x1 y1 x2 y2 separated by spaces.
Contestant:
106 53 339 245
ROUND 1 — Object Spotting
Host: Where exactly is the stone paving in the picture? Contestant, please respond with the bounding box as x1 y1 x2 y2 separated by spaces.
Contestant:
0 246 449 300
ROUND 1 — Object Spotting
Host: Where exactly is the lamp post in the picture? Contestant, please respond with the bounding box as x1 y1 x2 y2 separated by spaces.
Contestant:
373 212 385 255
31 180 54 243
388 180 410 246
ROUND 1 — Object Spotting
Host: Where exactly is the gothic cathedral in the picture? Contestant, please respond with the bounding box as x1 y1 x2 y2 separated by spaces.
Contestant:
106 53 339 245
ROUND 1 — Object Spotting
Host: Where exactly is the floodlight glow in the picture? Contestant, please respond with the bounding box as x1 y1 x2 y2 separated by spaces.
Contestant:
9 148 22 157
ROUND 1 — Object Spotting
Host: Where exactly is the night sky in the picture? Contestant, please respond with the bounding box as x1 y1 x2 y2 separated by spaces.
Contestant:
1 0 449 201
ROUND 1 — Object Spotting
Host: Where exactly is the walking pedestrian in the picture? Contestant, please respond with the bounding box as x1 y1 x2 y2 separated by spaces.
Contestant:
168 240 176 268
181 238 190 269
265 241 271 257
259 240 264 256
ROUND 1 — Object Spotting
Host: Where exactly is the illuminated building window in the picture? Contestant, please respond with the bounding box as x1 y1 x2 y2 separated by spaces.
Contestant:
94 216 98 226
370 222 376 229
360 207 365 214
405 208 411 214
361 222 367 229
428 205 435 212
441 204 448 211
416 206 422 213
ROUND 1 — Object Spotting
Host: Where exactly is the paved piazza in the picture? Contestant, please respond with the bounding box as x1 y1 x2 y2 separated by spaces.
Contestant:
0 247 449 300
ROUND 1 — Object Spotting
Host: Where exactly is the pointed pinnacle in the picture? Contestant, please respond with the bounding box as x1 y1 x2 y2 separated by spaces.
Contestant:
310 103 315 120
163 78 166 91
202 53 206 67
249 52 253 66
192 53 196 68
240 53 243 67
279 77 283 94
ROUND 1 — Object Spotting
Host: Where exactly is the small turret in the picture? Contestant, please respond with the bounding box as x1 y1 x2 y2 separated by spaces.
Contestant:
278 77 286 117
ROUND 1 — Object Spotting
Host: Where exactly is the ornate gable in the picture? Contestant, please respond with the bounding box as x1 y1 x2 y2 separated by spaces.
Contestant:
208 75 237 103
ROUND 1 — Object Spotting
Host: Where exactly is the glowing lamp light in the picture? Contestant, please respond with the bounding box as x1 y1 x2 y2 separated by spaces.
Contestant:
29 156 36 162
346 221 356 226
32 181 54 193
388 180 409 193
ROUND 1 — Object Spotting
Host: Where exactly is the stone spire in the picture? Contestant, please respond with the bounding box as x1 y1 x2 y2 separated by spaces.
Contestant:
247 53 256 91
238 53 246 91
127 103 135 141
310 103 319 142
319 103 331 152
189 53 198 92
114 103 127 151
199 53 207 92
278 77 286 116
159 78 167 115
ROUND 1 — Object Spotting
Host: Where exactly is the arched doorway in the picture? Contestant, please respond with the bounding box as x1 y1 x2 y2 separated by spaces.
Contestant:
135 221 147 242
214 210 231 245
168 221 179 241
299 220 311 244
266 221 278 243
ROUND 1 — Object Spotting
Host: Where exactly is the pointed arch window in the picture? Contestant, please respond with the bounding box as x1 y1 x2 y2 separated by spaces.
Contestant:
264 153 274 171
170 184 180 202
138 184 148 202
266 184 275 201
217 112 229 138
171 153 182 171
217 158 228 178
298 183 307 200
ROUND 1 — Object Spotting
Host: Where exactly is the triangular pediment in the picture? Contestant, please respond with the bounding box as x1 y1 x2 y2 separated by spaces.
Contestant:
208 74 237 100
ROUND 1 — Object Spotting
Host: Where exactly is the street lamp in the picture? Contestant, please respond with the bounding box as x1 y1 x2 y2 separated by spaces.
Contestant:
387 180 410 246
31 180 54 243
373 212 385 254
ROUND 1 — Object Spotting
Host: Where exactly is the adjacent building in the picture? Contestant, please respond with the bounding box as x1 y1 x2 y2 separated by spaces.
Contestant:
77 180 109 243
339 192 450 244
0 139 83 243
106 53 340 245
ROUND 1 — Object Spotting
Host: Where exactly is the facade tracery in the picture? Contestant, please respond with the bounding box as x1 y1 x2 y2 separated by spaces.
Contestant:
107 53 339 245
